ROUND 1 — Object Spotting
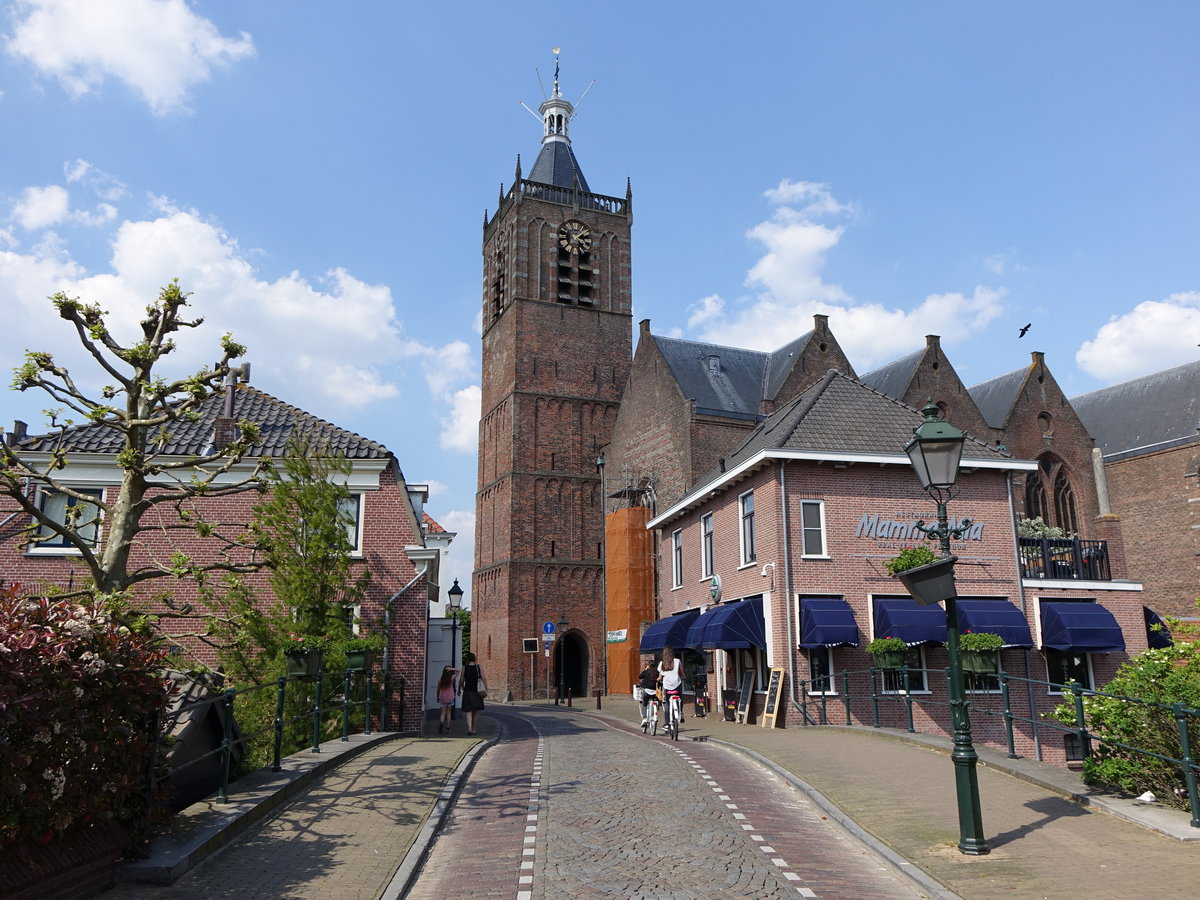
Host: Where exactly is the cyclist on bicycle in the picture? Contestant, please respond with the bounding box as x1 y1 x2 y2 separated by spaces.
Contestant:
636 660 658 727
658 646 684 729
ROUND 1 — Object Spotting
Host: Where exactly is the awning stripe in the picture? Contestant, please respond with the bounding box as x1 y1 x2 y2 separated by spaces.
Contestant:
686 597 766 650
639 608 701 652
873 597 946 646
1040 601 1125 653
956 599 1033 648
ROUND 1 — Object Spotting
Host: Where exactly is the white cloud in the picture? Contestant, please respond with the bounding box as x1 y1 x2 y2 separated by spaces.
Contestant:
64 159 127 201
1076 292 1200 383
691 180 1006 366
13 185 69 229
440 385 480 452
5 0 255 115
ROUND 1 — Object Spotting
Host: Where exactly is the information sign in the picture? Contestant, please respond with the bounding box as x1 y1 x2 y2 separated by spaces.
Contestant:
734 670 755 725
760 668 785 729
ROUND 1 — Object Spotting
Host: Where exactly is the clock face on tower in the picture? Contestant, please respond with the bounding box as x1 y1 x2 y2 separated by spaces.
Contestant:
558 220 591 254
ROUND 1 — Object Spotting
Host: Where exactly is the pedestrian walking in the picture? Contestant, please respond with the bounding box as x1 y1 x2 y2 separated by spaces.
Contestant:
459 652 487 735
436 665 458 734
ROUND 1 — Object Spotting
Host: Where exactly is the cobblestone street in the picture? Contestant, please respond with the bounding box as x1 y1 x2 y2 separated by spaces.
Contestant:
406 707 926 899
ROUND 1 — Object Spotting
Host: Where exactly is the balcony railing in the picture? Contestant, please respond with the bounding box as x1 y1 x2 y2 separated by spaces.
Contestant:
1019 537 1111 581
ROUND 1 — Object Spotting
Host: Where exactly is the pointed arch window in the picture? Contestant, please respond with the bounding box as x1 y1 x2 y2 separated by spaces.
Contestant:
1025 470 1049 522
1054 472 1078 536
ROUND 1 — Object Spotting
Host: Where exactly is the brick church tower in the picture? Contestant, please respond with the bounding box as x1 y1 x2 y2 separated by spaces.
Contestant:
473 59 633 700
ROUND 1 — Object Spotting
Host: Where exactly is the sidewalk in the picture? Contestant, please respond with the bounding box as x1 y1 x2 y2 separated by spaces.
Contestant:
564 696 1200 899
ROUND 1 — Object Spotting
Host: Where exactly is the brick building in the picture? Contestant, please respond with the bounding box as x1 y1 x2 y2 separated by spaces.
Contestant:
1 377 448 732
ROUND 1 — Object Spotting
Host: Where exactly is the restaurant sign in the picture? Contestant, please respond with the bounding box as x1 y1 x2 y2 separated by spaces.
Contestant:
855 512 983 547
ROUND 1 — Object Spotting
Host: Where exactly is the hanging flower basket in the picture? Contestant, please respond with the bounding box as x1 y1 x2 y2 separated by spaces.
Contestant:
344 650 373 672
285 650 323 677
893 554 959 606
955 632 1003 673
866 636 908 669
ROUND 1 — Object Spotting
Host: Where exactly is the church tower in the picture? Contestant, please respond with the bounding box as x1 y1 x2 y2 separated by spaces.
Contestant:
473 57 633 700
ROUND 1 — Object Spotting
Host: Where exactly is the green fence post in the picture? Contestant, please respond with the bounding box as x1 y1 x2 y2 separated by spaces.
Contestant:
870 668 881 727
1173 703 1200 827
903 665 915 733
841 669 852 725
364 668 374 735
218 688 235 803
1000 672 1018 759
272 676 286 772
311 672 323 753
342 670 352 741
1070 682 1091 759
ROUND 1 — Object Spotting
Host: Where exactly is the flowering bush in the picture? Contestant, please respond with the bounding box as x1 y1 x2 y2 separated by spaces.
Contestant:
956 631 1004 652
280 632 333 653
884 545 938 576
339 634 385 653
0 586 173 848
866 636 908 655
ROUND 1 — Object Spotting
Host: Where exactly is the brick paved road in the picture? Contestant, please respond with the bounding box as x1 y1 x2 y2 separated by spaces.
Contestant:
406 707 928 899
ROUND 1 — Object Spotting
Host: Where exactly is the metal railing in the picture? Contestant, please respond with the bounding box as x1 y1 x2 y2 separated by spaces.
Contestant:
148 664 405 814
1018 537 1111 580
799 664 1200 826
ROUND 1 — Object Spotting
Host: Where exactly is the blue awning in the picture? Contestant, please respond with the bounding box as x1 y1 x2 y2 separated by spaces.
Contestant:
873 597 946 645
956 599 1033 648
799 598 859 648
686 597 766 650
1144 607 1173 649
639 608 701 652
1040 602 1126 653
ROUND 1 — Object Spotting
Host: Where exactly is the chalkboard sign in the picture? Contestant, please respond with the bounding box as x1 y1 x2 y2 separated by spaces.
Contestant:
734 670 755 725
760 668 785 729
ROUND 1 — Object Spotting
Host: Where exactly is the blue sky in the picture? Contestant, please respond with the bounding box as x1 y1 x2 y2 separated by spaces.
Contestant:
3 2 1198 605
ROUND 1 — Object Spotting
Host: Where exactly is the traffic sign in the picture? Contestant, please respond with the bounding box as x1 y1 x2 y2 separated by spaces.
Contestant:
542 621 556 635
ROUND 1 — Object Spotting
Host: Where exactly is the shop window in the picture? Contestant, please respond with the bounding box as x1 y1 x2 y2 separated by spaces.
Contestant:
739 490 756 565
800 500 826 557
33 488 103 551
1046 649 1093 693
734 647 768 692
671 529 683 589
964 657 1002 694
701 513 714 578
881 646 929 694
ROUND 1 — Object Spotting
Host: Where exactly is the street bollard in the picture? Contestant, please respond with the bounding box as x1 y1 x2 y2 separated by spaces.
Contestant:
595 689 602 710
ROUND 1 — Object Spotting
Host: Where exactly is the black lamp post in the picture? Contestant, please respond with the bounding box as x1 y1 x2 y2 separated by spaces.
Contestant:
447 579 464 671
556 615 569 704
904 402 990 856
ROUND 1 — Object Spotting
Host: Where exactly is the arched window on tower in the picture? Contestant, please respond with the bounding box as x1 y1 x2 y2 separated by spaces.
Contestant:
1054 471 1078 536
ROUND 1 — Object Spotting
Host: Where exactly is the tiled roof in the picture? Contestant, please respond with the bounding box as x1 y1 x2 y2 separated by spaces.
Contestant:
692 370 1012 494
653 335 767 420
422 512 448 534
16 384 391 460
969 369 1027 428
762 328 815 402
859 349 923 400
527 141 591 192
1071 360 1200 460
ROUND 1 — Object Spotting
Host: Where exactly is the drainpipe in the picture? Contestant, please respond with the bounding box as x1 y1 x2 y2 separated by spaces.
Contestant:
1009 472 1041 761
779 460 805 717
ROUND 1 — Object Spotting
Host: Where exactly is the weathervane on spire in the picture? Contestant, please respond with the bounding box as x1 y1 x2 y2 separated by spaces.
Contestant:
553 47 561 97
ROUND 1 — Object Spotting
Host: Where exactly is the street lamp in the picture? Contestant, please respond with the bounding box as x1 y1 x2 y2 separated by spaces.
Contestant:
556 615 569 704
446 579 464 671
904 402 990 856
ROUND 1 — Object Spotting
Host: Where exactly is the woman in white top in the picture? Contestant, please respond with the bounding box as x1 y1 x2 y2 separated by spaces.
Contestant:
658 646 683 691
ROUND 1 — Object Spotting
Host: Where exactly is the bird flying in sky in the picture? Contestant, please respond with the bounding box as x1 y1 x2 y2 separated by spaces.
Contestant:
1019 323 1032 338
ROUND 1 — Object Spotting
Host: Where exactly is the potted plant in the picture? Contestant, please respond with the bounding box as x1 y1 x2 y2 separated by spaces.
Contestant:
885 545 958 606
281 633 332 677
340 634 385 672
866 636 909 669
954 631 1004 673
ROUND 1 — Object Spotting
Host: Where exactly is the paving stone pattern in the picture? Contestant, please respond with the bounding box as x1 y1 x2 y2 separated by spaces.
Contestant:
407 707 925 899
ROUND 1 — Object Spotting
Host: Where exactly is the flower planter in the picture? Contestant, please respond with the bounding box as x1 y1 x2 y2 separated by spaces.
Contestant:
285 650 323 677
871 650 907 669
893 554 959 606
960 649 998 674
345 649 373 672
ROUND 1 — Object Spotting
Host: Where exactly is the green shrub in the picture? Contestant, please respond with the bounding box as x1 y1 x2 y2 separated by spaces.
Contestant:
0 588 173 847
1050 641 1200 810
884 545 937 575
957 631 1004 652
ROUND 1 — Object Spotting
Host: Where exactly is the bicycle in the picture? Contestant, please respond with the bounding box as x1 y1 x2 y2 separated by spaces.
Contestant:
662 687 682 741
640 688 660 736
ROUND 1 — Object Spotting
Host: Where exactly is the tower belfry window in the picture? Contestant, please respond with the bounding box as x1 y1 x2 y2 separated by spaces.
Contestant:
556 220 595 306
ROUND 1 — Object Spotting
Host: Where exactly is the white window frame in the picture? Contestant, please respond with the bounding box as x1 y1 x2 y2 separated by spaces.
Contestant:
700 512 714 579
807 647 837 695
671 528 683 589
339 493 363 557
799 499 827 558
880 645 930 694
1044 649 1095 695
738 490 756 566
30 487 104 554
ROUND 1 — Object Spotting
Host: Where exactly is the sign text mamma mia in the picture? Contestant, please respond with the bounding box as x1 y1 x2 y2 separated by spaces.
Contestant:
855 513 984 545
